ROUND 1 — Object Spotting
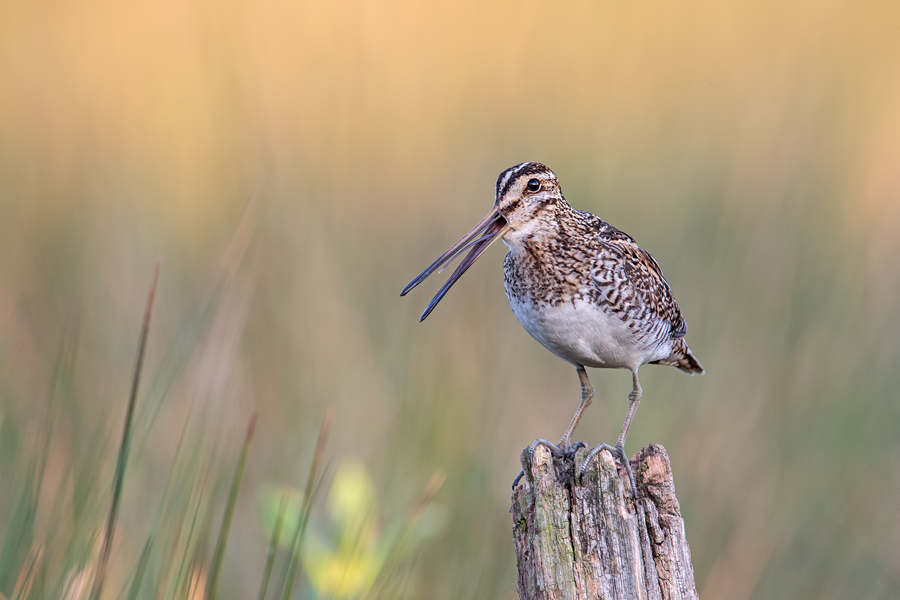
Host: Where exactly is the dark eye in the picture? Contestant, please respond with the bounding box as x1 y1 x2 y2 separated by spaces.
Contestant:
526 179 541 192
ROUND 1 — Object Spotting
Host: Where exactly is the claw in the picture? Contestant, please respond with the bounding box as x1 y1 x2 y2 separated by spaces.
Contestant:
528 438 566 458
512 439 589 489
579 443 638 499
578 442 618 477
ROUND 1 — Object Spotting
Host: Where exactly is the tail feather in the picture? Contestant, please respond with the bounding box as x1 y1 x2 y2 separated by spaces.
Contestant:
651 338 704 374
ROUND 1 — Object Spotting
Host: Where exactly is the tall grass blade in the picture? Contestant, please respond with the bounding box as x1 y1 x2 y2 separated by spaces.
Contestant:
256 491 288 600
280 407 333 600
123 538 152 600
370 472 446 599
88 262 160 600
0 483 36 597
11 546 40 600
170 472 210 600
136 197 260 449
34 317 78 507
207 413 257 600
0 320 78 597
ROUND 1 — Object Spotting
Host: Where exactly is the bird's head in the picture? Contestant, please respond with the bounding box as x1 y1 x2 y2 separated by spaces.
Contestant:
401 162 562 320
494 162 563 232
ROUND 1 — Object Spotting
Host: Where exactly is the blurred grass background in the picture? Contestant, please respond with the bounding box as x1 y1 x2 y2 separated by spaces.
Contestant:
2 0 900 597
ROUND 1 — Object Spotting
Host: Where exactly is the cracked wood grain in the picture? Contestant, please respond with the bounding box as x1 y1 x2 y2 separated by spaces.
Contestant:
512 444 698 600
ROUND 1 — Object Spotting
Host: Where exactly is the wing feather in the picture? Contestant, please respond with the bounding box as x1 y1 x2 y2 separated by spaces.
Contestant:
583 215 687 340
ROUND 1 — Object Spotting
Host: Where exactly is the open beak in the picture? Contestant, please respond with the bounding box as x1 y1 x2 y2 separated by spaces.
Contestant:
401 205 509 321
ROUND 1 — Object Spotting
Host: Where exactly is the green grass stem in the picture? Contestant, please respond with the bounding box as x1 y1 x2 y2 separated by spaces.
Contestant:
256 490 289 600
207 412 257 600
88 263 160 600
170 455 215 599
280 406 333 600
122 538 152 600
370 471 446 599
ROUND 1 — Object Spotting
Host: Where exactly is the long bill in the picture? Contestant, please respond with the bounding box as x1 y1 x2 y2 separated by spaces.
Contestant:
401 205 509 321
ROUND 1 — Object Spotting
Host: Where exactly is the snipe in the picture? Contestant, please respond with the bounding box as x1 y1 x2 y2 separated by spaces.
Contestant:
402 162 703 493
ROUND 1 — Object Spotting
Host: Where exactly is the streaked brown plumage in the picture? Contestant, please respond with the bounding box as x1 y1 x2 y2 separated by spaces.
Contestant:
402 162 703 491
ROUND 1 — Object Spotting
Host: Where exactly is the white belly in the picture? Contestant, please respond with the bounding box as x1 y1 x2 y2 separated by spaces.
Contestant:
507 297 671 371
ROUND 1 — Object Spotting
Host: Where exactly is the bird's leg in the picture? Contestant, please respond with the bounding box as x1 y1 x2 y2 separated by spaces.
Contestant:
513 366 594 489
616 370 642 450
512 366 595 490
578 370 642 498
557 365 593 450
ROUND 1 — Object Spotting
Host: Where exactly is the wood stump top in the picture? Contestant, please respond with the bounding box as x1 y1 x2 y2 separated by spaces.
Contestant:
512 444 698 600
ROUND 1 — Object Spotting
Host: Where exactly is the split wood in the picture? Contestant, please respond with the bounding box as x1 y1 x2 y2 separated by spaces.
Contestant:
512 444 699 600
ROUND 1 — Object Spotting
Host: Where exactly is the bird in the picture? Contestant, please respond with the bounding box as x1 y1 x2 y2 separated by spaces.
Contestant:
401 162 703 493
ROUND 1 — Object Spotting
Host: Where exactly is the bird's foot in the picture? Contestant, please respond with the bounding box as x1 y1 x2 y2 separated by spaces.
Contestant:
528 437 587 459
579 442 638 499
512 439 588 489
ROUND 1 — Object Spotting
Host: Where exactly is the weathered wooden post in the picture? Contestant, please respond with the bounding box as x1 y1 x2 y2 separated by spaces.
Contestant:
512 444 698 600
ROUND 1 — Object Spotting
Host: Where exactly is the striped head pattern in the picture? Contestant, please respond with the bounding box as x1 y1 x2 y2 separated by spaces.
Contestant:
402 161 566 320
494 162 567 237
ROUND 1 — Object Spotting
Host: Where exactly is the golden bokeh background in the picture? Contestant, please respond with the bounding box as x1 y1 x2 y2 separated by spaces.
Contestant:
2 0 900 597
